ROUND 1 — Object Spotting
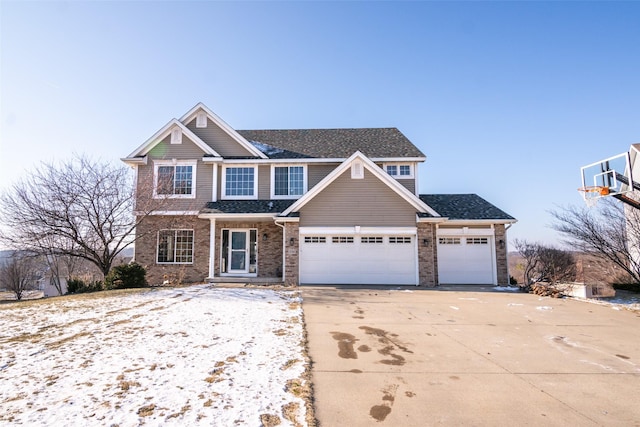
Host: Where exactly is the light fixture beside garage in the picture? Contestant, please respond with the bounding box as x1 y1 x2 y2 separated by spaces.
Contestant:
263 233 268 241
498 239 505 249
289 237 296 246
423 238 430 246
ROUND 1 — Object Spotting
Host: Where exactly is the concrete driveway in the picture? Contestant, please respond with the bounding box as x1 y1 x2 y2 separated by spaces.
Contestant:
301 286 640 426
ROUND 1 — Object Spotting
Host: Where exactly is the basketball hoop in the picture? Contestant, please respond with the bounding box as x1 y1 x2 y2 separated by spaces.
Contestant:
578 186 609 207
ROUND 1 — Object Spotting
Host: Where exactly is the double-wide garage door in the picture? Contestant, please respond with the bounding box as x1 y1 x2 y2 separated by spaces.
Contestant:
299 229 417 285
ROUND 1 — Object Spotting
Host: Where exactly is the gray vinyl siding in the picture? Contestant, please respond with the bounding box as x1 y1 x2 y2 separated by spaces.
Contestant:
308 164 338 189
136 133 214 210
258 165 270 199
396 179 415 193
299 169 417 227
186 118 255 157
147 134 204 158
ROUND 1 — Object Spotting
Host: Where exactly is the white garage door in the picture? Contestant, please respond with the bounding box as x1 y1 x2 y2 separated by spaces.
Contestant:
437 236 496 285
299 232 417 285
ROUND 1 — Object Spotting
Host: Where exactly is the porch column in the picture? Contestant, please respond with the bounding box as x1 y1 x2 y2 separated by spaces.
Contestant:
208 218 216 279
284 222 299 286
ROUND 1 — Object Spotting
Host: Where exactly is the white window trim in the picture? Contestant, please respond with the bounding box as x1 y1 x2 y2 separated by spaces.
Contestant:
270 164 308 199
383 162 414 179
153 159 197 199
221 165 258 200
156 229 194 265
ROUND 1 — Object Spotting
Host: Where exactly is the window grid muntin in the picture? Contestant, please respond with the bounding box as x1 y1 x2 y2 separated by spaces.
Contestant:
361 236 383 244
274 166 304 196
304 236 327 243
439 237 461 245
467 237 489 245
156 164 194 196
332 236 354 244
225 167 255 196
399 165 411 176
386 165 398 176
157 229 194 264
389 236 412 244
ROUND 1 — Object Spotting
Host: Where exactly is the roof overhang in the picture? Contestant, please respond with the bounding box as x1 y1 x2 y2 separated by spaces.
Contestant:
437 219 518 226
198 213 279 221
121 156 148 166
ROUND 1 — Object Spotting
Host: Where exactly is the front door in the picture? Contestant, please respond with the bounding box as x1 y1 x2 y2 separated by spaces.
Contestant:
229 230 248 273
222 229 257 275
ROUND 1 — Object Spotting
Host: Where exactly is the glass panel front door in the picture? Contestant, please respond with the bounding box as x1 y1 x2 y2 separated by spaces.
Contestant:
229 231 247 272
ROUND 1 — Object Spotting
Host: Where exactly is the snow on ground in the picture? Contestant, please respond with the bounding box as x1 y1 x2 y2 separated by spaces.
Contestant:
0 285 309 426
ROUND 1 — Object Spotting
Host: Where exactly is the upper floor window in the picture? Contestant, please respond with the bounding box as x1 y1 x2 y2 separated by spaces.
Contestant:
272 165 306 198
223 166 257 199
154 161 196 198
384 163 414 179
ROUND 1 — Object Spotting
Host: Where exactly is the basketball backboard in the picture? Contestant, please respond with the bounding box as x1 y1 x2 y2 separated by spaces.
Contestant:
580 151 634 204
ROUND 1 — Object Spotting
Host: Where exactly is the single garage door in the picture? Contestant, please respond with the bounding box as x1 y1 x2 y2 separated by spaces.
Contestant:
437 236 496 284
299 232 417 285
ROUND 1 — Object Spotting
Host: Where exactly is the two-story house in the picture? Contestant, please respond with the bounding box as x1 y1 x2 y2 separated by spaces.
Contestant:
122 103 516 286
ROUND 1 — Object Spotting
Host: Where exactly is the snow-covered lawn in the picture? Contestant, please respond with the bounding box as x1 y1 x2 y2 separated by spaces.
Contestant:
0 285 311 426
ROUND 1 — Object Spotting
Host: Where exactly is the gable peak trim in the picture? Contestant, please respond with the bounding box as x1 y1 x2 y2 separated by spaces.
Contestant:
281 151 439 217
179 102 268 159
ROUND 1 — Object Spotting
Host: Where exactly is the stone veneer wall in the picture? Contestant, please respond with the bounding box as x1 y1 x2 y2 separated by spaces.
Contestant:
134 215 210 285
494 224 509 285
213 221 283 278
283 222 299 286
417 223 438 287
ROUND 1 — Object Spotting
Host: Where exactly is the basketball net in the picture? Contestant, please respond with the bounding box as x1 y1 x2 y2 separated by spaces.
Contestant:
577 186 609 208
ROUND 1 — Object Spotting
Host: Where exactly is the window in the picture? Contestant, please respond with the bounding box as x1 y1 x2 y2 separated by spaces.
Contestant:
385 163 413 178
332 236 354 243
273 166 305 198
467 237 489 245
304 236 326 243
438 237 461 245
389 236 411 244
157 230 194 264
155 162 196 198
223 166 256 198
361 237 383 244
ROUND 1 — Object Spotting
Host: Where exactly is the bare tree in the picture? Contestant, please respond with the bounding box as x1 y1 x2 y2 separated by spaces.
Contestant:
513 239 575 286
0 253 38 300
536 246 576 284
0 155 157 278
513 239 540 286
550 199 640 284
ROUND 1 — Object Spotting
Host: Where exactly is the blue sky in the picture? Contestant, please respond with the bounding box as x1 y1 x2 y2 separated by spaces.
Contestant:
1 1 639 247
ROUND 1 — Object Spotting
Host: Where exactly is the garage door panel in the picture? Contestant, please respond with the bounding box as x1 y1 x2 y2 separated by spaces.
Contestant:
300 234 416 285
437 236 495 285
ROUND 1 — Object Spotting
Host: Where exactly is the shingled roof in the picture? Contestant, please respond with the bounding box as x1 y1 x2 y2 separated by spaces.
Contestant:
237 128 425 159
419 194 515 221
202 200 296 214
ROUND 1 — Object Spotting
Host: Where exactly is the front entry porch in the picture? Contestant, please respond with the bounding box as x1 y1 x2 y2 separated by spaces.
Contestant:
207 219 285 282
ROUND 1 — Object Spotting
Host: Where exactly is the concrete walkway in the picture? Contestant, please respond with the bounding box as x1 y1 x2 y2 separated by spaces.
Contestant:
301 286 640 426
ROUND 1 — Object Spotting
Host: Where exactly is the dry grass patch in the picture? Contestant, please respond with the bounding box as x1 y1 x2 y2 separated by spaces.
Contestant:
137 403 155 417
281 359 299 370
260 413 281 426
282 402 302 427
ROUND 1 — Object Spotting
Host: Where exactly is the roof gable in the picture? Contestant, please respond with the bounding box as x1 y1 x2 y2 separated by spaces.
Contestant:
125 119 220 159
282 151 439 217
180 103 267 159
